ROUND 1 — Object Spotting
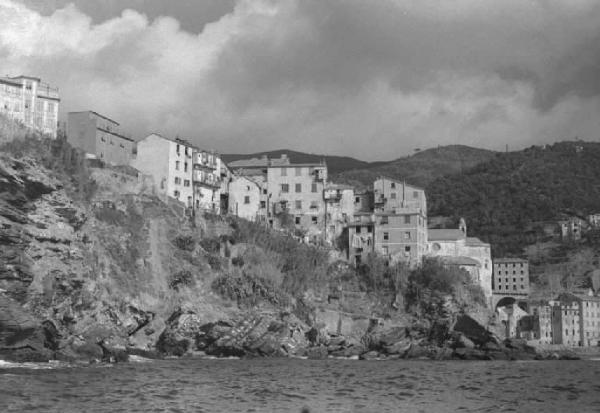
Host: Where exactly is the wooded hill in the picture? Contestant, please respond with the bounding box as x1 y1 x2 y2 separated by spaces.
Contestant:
426 141 600 256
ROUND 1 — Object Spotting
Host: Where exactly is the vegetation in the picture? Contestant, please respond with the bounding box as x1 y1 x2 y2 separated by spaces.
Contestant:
426 142 600 256
331 145 495 189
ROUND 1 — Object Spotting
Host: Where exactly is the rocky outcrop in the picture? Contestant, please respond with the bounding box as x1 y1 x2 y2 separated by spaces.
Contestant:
158 309 309 357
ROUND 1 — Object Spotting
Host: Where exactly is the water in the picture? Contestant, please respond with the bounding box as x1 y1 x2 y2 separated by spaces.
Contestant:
1 358 599 412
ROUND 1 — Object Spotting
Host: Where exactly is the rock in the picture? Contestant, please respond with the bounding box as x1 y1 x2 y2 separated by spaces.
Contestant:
453 315 499 346
359 350 381 360
306 346 328 359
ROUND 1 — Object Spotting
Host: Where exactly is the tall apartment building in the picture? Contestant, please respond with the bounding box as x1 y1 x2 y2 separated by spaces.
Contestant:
0 75 59 138
553 292 600 347
67 111 135 165
492 258 530 296
266 161 327 237
131 133 222 210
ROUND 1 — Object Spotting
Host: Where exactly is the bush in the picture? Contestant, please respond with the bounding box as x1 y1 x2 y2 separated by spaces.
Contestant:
169 270 193 290
174 235 196 251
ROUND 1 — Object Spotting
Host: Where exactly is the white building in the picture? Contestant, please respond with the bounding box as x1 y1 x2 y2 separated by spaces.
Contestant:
426 219 493 306
0 75 60 138
131 133 222 210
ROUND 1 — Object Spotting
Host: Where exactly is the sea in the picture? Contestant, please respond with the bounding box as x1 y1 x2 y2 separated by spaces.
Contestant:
1 357 599 412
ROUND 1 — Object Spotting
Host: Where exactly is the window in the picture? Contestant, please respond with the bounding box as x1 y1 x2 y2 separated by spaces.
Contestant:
391 182 396 189
281 168 287 176
281 184 289 193
295 200 302 209
404 215 411 224
260 201 266 208
183 180 190 187
295 183 302 193
312 216 317 224
312 183 318 193
244 196 250 204
175 161 180 170
383 232 389 241
184 162 188 172
295 216 301 225
391 192 397 199
295 167 302 176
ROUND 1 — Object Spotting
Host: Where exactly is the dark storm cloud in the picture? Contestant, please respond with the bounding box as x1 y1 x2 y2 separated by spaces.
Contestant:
3 0 600 159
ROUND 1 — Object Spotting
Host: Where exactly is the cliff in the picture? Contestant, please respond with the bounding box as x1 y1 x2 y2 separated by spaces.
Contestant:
0 129 543 363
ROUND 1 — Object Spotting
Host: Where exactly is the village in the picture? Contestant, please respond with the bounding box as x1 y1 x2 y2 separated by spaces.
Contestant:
2 73 600 350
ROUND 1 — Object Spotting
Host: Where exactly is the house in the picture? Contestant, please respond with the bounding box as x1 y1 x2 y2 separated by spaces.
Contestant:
227 174 262 221
553 291 600 347
266 160 327 237
323 184 354 245
131 133 222 210
67 111 135 165
347 177 427 268
0 75 59 138
426 219 492 306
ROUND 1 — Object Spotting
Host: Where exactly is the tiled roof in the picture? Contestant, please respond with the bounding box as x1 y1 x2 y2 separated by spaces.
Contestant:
428 229 466 241
493 258 528 263
439 256 481 266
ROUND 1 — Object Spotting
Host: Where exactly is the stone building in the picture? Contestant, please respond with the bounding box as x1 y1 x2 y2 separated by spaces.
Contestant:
0 75 59 138
426 220 492 306
131 133 222 210
67 111 135 165
266 161 327 238
492 258 530 306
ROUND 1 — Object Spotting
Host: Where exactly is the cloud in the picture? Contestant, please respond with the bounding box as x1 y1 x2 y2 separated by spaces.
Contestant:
1 0 600 160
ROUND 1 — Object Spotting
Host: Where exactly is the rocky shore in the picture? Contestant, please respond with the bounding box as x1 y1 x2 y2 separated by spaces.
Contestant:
0 147 580 365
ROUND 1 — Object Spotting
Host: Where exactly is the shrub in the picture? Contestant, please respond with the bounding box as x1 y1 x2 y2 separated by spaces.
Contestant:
169 270 193 290
174 235 196 251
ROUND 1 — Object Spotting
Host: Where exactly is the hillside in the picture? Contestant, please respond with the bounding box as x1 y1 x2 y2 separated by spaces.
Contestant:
330 145 496 188
221 149 382 175
426 141 600 257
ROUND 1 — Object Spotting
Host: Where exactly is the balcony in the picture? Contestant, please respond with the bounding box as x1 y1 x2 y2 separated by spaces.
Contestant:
193 170 220 187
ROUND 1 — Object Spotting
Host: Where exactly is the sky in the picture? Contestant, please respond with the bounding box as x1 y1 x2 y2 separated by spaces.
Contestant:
1 0 600 160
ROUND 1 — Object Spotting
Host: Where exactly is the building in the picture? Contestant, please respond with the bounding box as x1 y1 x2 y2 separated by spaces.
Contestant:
227 174 262 221
492 258 530 308
131 133 222 210
323 184 354 245
266 161 327 238
67 111 135 165
0 75 59 138
555 291 600 347
426 219 492 305
347 178 427 268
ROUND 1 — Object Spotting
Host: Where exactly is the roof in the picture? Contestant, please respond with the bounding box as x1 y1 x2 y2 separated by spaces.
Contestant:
428 229 466 241
439 256 481 266
375 176 425 191
97 127 135 142
465 237 490 247
494 258 528 263
69 111 120 126
143 133 200 150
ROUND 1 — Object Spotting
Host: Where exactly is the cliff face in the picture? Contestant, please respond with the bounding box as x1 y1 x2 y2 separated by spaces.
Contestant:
1 136 538 363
